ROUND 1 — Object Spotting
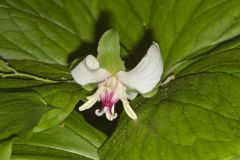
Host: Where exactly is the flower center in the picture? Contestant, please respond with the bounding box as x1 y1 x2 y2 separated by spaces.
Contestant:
95 77 120 120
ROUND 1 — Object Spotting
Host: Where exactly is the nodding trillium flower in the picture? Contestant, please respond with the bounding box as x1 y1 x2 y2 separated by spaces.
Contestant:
71 42 163 121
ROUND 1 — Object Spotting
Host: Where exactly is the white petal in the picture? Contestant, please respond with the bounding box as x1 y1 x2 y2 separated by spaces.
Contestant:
85 55 100 70
95 107 108 116
79 97 98 111
71 55 111 86
118 82 137 120
106 108 118 121
127 92 138 100
79 85 103 111
122 101 137 120
95 107 118 121
116 42 163 94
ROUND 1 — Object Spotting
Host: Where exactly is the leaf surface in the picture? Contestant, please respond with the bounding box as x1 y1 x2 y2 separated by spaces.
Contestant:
100 49 240 160
11 111 107 160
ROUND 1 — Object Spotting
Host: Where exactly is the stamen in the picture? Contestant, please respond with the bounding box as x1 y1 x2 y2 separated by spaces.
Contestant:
106 108 118 121
95 107 118 121
95 107 108 116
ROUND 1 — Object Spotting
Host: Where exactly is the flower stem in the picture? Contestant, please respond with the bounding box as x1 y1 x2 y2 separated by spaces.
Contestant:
0 60 75 83
0 70 74 83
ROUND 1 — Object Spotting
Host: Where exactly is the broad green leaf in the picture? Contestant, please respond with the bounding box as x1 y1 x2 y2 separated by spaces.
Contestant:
150 0 240 72
62 111 106 149
100 72 240 160
32 83 87 132
127 0 153 26
0 91 49 140
1 1 240 160
101 0 145 51
207 36 240 55
0 79 45 89
166 37 240 76
0 82 87 139
62 0 97 42
0 139 13 160
0 58 87 133
178 49 240 77
0 0 97 65
97 29 125 73
100 0 240 74
11 111 107 160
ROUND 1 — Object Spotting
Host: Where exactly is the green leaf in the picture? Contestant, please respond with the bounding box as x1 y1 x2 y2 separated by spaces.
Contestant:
0 79 45 89
150 0 240 72
101 0 145 50
1 1 240 159
100 49 240 160
0 82 87 139
32 83 88 132
100 72 240 160
11 111 107 160
0 91 50 140
100 0 240 74
0 139 13 160
166 37 240 76
178 49 240 77
97 29 125 74
0 0 98 65
62 0 97 42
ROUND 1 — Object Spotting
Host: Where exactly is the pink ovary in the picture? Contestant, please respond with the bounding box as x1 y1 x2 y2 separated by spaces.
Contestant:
99 90 119 114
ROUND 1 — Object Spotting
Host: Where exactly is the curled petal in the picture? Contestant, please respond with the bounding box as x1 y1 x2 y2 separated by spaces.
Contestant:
71 55 111 86
106 109 118 121
79 96 98 111
95 107 118 121
118 82 137 120
79 85 103 111
116 42 163 94
85 54 100 70
95 107 108 116
122 101 137 120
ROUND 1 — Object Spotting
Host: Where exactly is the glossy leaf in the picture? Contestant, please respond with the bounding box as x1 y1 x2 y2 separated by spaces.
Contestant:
1 0 240 160
101 0 145 50
0 91 49 140
100 72 240 160
32 83 88 132
166 37 240 76
0 0 97 65
0 79 45 89
100 48 240 159
11 111 107 160
178 49 240 77
150 0 240 72
0 81 87 138
62 0 97 42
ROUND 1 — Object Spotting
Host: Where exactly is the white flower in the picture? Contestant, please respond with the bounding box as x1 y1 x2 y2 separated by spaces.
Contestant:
71 42 163 121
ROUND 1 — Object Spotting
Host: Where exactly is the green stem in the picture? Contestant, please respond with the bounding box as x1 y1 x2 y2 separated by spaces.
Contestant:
0 61 75 83
0 71 75 83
